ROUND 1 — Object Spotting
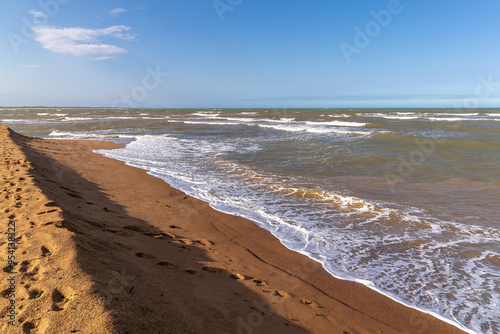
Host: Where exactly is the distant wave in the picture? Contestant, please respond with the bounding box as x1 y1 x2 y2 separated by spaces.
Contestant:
264 118 295 123
382 116 420 120
0 119 30 123
305 120 367 127
428 113 480 116
427 117 493 122
49 130 136 139
328 114 352 118
183 121 243 126
62 117 95 121
259 123 370 135
191 112 220 117
62 116 141 122
0 119 58 124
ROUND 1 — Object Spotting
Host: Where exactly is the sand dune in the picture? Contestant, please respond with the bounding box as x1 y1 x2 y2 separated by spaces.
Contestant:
0 124 465 333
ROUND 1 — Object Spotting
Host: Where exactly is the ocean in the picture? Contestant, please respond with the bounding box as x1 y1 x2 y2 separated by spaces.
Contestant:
1 107 499 333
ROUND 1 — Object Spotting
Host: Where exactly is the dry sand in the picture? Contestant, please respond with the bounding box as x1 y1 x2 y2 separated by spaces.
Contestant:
0 124 466 334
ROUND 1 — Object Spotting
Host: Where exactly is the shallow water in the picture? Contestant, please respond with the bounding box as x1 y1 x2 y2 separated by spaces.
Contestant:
2 107 499 333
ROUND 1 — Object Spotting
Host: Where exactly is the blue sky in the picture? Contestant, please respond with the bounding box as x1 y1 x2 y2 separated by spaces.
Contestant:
1 0 500 108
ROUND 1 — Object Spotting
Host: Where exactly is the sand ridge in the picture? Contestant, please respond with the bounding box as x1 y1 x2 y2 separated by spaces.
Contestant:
0 124 467 333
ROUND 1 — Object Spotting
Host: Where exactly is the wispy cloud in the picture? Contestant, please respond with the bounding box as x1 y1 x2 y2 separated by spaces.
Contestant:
110 8 126 16
29 10 46 18
32 25 136 60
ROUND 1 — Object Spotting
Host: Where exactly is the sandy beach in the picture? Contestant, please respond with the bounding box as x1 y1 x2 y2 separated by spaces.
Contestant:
0 123 467 334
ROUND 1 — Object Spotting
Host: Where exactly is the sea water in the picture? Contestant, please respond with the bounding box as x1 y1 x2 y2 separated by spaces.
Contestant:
2 108 499 333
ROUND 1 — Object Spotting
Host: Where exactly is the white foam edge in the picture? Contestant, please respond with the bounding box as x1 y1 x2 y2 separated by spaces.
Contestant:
305 120 367 127
427 117 489 122
49 130 136 139
213 208 482 334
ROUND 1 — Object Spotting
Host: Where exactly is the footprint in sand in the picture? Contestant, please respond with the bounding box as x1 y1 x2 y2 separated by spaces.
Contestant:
1 288 13 299
28 288 44 300
123 225 145 233
135 252 154 259
178 238 194 245
196 239 215 246
146 233 163 239
105 228 121 234
300 299 324 309
157 261 176 268
22 321 36 333
0 305 9 318
116 231 134 237
51 288 72 311
202 266 227 274
19 260 44 280
252 279 268 286
2 265 14 273
67 192 83 199
274 290 293 298
19 261 30 273
51 220 69 228
22 318 49 334
37 209 59 215
26 266 42 280
228 273 243 280
41 245 52 256
185 269 200 275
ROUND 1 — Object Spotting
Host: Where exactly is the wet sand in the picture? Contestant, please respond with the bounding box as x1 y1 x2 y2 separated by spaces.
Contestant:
0 124 466 333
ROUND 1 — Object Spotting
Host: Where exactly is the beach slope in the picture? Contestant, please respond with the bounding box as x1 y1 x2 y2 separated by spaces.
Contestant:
0 124 466 333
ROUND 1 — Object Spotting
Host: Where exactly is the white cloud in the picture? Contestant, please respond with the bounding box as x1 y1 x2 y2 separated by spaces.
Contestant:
32 25 136 60
110 8 127 16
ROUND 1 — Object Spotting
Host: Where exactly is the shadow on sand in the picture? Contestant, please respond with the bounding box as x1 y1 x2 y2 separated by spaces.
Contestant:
10 128 308 334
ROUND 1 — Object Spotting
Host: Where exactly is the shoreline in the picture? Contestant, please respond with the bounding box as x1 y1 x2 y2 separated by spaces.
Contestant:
0 124 468 333
96 142 478 334
96 143 477 334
